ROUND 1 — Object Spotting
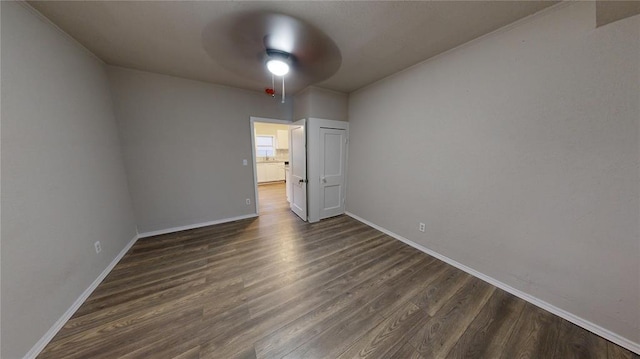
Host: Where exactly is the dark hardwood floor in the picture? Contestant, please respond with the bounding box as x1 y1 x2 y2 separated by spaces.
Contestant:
38 183 638 358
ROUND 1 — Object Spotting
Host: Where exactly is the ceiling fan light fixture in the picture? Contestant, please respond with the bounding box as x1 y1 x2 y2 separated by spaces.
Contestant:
265 49 292 76
266 59 290 76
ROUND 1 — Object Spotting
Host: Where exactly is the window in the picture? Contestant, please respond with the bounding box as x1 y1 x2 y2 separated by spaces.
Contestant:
256 135 275 157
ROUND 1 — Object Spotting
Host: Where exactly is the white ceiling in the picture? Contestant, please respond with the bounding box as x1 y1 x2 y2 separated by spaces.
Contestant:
29 1 556 94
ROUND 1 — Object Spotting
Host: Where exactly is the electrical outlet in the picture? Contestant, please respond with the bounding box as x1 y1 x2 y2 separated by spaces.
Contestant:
94 241 102 254
246 198 251 205
419 223 426 232
243 159 248 166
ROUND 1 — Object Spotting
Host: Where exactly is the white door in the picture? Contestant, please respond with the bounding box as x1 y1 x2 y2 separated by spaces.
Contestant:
319 128 347 219
290 119 307 221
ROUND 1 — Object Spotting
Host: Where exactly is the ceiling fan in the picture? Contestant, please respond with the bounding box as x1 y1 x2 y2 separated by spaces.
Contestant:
202 12 341 102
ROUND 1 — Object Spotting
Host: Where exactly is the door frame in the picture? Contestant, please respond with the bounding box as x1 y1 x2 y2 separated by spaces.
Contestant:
249 116 291 215
289 118 308 221
307 118 349 223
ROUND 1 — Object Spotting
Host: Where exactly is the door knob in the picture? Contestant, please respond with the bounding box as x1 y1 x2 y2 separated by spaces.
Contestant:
298 179 308 183
321 177 327 183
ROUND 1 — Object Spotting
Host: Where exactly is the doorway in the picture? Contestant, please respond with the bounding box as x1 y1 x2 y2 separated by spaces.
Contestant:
250 117 348 222
250 117 291 216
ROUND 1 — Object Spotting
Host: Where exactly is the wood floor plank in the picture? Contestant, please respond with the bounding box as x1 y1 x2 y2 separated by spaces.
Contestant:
364 257 446 319
245 235 405 318
105 217 360 290
171 346 201 359
40 306 203 359
241 226 383 287
199 245 419 358
279 305 385 359
59 276 211 338
500 302 561 359
608 341 640 359
336 302 426 359
241 232 392 294
36 183 637 359
254 252 429 359
91 310 204 359
389 342 425 359
74 269 210 317
446 289 526 359
274 255 441 358
201 235 397 320
554 317 609 359
409 277 495 358
411 265 473 316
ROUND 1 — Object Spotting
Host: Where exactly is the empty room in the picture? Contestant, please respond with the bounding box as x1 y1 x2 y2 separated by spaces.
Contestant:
1 1 639 358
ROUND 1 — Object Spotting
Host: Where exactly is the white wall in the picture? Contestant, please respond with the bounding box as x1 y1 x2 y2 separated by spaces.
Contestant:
1 3 138 358
293 86 348 122
293 88 311 122
108 67 292 234
347 2 639 348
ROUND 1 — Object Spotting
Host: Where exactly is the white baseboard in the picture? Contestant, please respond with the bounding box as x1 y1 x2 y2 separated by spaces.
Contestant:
345 212 640 355
23 234 140 359
137 213 258 239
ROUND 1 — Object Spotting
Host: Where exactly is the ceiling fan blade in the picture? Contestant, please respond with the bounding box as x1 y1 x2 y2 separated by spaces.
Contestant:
202 11 341 93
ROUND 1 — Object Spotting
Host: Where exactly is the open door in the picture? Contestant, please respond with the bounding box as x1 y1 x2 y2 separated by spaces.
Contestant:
290 119 307 221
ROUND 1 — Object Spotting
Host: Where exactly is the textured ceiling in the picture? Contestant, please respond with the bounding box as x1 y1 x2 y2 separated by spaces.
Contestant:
29 1 556 94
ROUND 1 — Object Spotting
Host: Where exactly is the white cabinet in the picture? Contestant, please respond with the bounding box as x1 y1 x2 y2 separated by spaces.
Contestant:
276 130 289 149
256 163 268 182
267 163 284 181
257 162 285 183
